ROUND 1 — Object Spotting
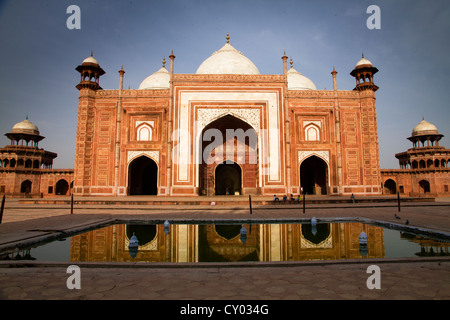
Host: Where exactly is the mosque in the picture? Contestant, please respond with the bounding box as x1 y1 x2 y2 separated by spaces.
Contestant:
0 35 448 198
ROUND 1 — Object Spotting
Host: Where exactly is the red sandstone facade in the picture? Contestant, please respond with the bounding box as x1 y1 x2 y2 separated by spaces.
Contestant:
72 40 382 197
2 39 448 199
381 118 450 197
0 118 73 197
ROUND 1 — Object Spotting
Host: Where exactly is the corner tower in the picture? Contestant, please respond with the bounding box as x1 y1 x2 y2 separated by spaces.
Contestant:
75 53 105 90
350 54 379 92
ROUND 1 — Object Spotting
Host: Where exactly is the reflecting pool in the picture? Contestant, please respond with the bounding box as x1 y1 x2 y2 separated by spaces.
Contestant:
1 222 449 263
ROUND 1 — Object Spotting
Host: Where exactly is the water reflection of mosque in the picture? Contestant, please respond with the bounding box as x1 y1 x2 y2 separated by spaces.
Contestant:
68 222 389 263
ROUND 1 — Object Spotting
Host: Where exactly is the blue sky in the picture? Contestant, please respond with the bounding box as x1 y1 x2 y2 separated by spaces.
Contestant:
0 0 449 169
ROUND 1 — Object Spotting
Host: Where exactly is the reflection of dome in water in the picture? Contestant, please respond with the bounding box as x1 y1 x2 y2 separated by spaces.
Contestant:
126 225 157 245
301 223 330 244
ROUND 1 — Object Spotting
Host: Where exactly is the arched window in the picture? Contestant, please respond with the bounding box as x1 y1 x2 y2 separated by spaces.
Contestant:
137 124 153 141
419 160 426 169
304 124 320 141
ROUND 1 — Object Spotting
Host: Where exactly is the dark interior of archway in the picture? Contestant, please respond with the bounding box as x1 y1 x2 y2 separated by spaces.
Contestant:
215 161 241 195
55 179 69 195
300 156 327 195
200 114 256 152
215 224 241 240
301 223 330 244
20 180 32 194
128 156 158 195
384 179 396 194
126 225 157 245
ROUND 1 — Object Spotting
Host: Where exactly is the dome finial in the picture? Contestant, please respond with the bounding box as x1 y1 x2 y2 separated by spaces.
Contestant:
290 58 293 69
362 52 364 59
226 32 230 43
91 50 93 57
162 57 166 68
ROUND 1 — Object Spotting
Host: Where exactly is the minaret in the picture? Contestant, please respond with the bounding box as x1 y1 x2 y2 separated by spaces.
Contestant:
350 54 378 92
75 52 105 90
331 66 337 91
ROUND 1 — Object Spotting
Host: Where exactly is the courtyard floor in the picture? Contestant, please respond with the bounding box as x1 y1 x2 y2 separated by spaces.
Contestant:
0 195 449 306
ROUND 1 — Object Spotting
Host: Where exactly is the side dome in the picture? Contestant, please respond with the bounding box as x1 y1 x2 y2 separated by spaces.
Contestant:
196 35 259 75
82 56 99 65
355 57 373 68
139 66 170 90
11 118 40 135
411 119 439 137
287 62 316 90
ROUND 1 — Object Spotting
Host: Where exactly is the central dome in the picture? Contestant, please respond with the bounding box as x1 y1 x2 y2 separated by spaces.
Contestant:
196 35 259 75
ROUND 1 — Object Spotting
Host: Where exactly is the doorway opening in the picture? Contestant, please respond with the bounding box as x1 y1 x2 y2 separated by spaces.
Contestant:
128 156 158 195
384 179 397 194
300 156 328 195
215 161 242 195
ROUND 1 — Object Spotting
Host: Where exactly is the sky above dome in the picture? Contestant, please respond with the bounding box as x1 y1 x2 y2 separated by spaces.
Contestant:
0 0 449 169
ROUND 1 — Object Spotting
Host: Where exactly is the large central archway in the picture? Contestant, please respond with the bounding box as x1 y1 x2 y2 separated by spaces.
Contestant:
199 114 258 196
128 156 158 195
300 156 328 195
215 161 242 195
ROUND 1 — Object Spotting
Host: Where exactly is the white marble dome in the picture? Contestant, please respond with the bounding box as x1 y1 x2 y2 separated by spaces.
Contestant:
196 41 259 75
139 66 170 90
355 56 373 67
411 119 439 137
82 55 99 65
11 118 40 135
287 66 316 90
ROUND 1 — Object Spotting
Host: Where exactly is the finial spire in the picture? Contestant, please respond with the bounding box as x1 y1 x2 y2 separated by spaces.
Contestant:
91 50 93 57
162 57 166 68
290 58 293 68
226 32 230 43
362 52 364 59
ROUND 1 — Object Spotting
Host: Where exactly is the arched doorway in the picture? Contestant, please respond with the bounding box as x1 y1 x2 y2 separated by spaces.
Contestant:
300 156 328 195
384 179 396 194
215 161 242 195
128 156 158 195
55 179 69 195
419 180 430 194
199 114 257 196
20 180 32 194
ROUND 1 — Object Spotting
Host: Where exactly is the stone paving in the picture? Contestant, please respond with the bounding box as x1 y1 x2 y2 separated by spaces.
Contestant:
0 196 449 302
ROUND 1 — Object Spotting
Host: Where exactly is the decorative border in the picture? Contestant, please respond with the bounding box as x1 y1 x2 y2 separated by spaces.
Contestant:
127 150 159 164
197 108 261 133
298 150 329 164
